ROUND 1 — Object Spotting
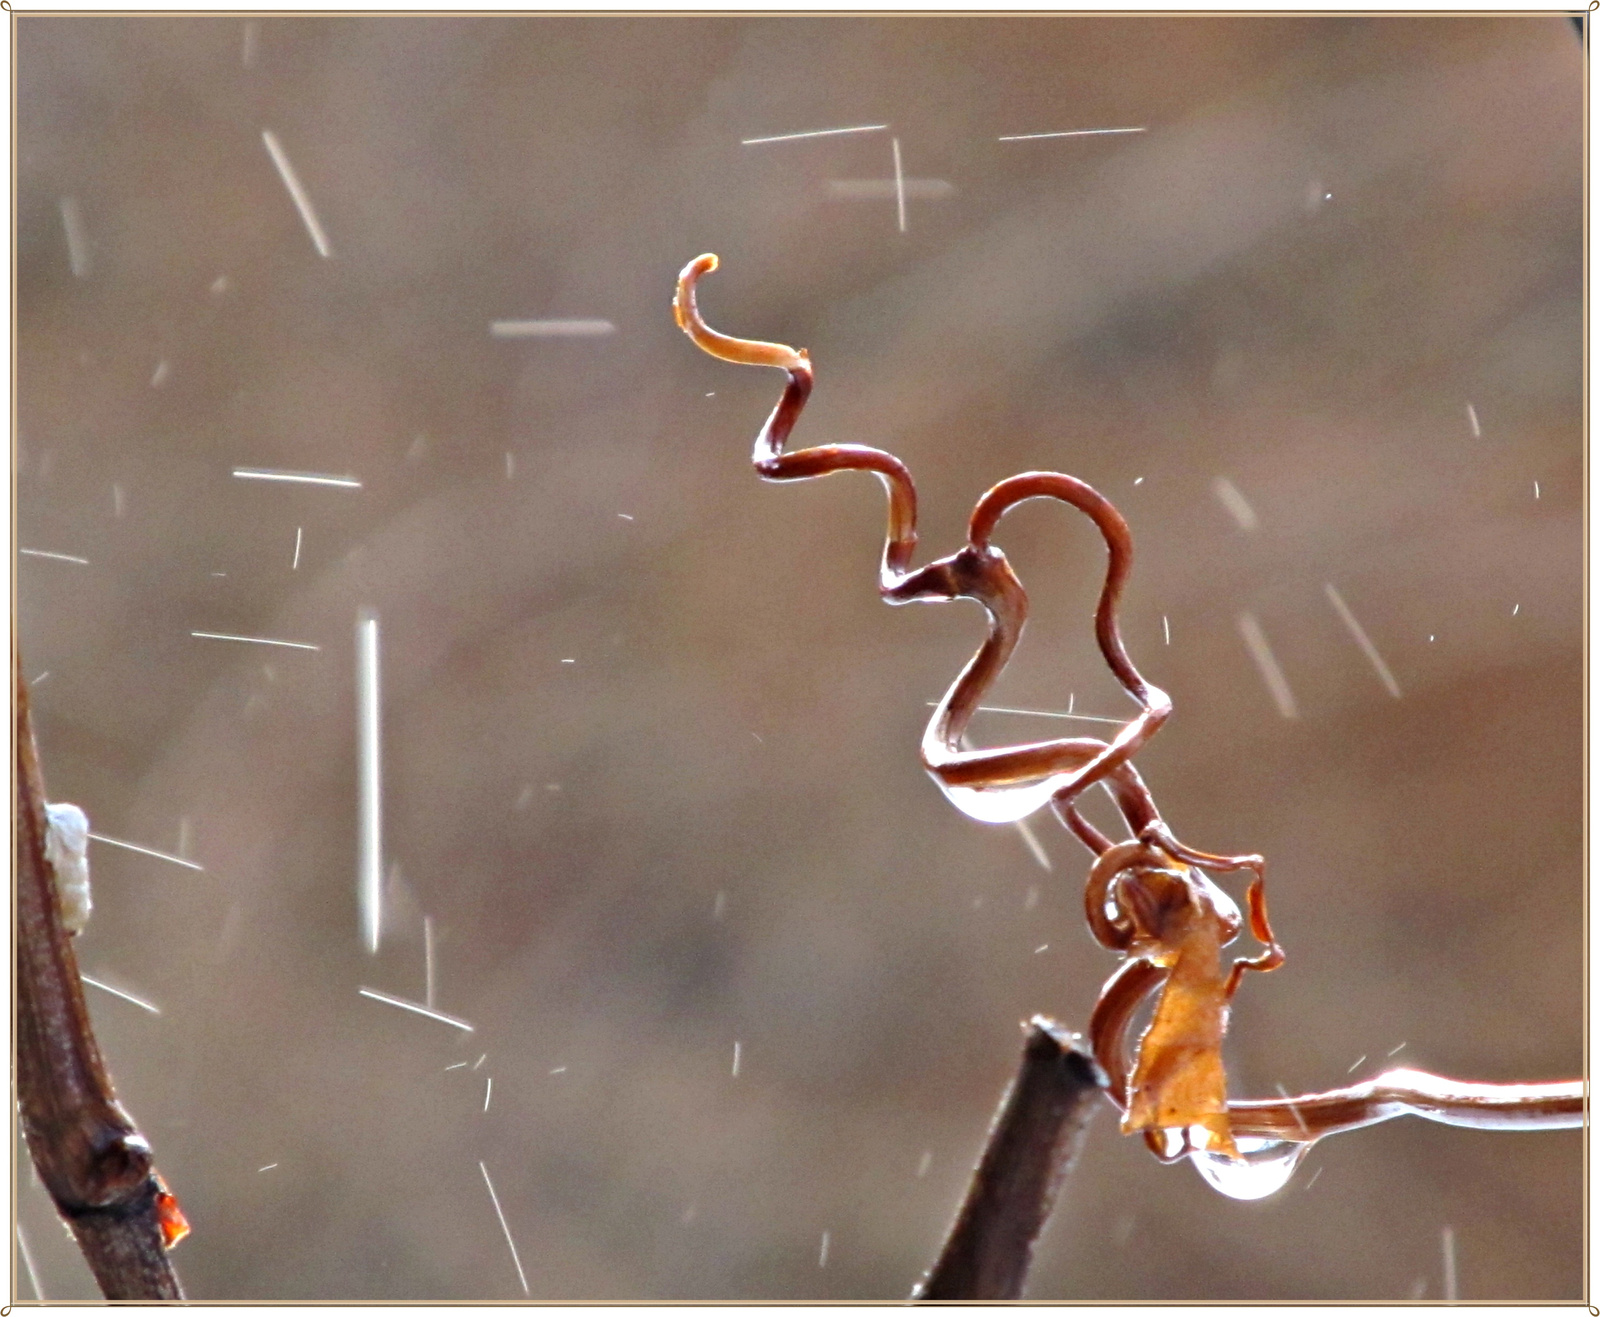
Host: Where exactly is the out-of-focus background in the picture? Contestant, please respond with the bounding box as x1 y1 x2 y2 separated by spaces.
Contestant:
14 15 1582 1302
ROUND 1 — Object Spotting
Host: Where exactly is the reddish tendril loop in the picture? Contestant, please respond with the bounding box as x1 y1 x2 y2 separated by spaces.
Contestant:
674 253 1583 1166
676 253 1171 832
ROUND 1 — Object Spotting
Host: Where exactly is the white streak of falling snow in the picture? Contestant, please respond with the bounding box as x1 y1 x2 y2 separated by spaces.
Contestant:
479 1161 530 1295
17 1226 44 1300
1013 814 1052 870
80 974 161 1015
933 700 1123 726
998 126 1147 141
1324 583 1401 698
88 831 204 872
20 548 89 565
1211 477 1258 531
741 123 887 145
233 467 361 488
191 630 319 651
1273 1083 1309 1136
1236 613 1298 720
357 609 382 954
490 319 615 338
60 196 91 278
261 129 333 259
892 137 907 233
357 986 473 1032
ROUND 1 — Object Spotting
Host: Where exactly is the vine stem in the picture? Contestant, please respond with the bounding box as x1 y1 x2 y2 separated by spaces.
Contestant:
15 651 185 1300
913 1018 1107 1301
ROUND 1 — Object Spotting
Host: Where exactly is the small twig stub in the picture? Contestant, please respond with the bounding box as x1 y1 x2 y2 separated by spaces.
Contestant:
915 1018 1107 1301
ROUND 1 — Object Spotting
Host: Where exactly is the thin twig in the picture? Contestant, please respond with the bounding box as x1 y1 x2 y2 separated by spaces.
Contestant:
913 1017 1107 1300
15 653 185 1299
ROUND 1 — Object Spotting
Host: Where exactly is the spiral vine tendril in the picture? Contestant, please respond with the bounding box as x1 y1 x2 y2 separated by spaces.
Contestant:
674 253 1581 1174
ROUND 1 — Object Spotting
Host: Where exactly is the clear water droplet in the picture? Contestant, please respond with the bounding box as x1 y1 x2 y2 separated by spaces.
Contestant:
1189 1137 1312 1200
1150 1127 1187 1160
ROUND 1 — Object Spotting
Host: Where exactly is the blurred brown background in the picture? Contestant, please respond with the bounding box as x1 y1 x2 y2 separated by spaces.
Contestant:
14 14 1582 1302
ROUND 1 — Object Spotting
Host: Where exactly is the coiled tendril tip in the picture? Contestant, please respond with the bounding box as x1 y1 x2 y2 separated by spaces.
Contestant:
675 252 808 372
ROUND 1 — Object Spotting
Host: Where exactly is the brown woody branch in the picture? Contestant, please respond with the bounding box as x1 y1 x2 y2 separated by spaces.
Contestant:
913 1017 1107 1301
15 654 185 1300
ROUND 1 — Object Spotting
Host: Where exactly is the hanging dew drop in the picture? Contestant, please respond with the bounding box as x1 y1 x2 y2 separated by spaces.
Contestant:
1150 1127 1187 1160
1189 1137 1312 1200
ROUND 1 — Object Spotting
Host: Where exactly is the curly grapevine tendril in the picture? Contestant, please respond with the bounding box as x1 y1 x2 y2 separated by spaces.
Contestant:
674 253 1582 1179
676 253 1170 830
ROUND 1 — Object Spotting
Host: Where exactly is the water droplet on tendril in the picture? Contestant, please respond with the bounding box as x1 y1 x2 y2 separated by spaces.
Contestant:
942 779 1061 824
1189 1137 1312 1200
